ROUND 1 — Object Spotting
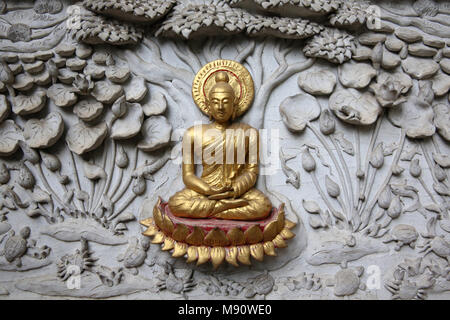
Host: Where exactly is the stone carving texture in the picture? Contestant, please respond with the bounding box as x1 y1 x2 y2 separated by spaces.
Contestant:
0 0 448 300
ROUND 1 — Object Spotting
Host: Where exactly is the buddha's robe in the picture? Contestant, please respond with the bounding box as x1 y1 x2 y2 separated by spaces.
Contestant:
168 123 272 221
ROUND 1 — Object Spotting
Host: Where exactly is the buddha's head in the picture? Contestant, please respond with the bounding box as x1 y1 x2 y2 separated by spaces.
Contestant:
206 71 237 123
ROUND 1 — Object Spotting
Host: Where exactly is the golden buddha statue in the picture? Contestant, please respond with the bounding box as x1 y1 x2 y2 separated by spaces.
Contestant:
168 67 272 221
140 60 295 268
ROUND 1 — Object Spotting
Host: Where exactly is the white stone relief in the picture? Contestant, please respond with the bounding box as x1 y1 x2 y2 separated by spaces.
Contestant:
0 0 447 300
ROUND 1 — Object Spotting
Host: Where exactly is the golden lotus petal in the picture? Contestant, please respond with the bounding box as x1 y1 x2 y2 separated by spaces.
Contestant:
272 234 287 248
250 243 264 262
197 246 211 266
162 214 174 236
186 246 198 263
172 242 188 258
139 218 153 227
151 231 165 244
226 227 245 246
263 241 277 256
225 247 239 267
280 228 295 240
285 219 296 229
162 237 175 251
244 225 263 244
185 227 205 246
276 207 285 233
153 203 164 229
237 245 251 265
263 221 278 242
211 247 226 269
142 224 158 237
204 228 230 247
172 224 190 242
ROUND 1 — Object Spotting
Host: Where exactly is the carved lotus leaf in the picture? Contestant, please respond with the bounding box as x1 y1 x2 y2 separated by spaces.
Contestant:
388 94 436 139
47 83 78 107
329 88 382 125
23 112 64 149
125 76 147 103
91 81 123 104
111 103 144 140
0 94 10 123
279 93 321 132
298 69 336 96
106 65 130 84
66 121 108 155
12 90 47 115
73 99 104 122
0 120 22 156
13 74 34 91
138 115 172 152
142 92 167 116
338 62 376 89
57 68 77 85
433 103 450 141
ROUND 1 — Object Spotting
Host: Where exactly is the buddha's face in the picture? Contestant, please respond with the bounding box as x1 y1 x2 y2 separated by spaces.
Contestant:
208 90 235 123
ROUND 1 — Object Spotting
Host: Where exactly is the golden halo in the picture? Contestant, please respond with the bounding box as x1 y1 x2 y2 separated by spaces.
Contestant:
192 59 254 118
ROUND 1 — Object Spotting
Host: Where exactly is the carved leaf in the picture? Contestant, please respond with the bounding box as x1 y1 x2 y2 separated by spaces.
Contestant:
432 152 450 168
73 99 104 122
23 112 64 149
111 103 144 140
12 90 47 115
106 65 130 83
298 69 336 96
47 84 77 107
329 88 382 125
279 93 321 132
66 121 108 155
142 92 167 116
91 81 123 104
124 76 147 102
0 120 22 156
138 116 172 152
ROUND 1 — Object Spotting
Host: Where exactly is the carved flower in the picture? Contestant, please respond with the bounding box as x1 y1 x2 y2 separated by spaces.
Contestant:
72 74 95 96
369 72 413 108
303 28 355 64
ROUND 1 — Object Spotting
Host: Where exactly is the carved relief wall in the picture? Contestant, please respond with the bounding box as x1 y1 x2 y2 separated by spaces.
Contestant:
0 0 448 300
